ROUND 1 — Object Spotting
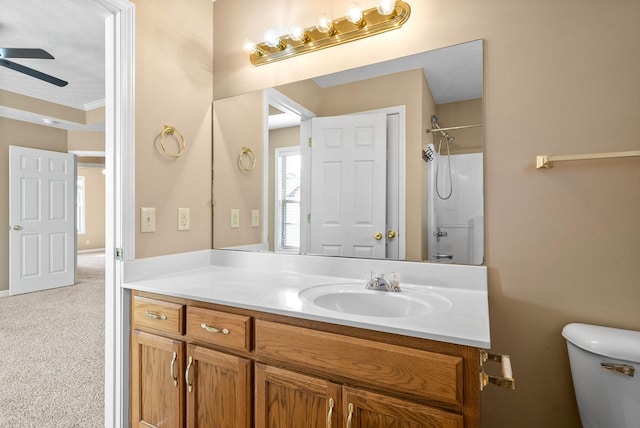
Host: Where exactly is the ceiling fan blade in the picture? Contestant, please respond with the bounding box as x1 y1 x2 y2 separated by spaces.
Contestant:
0 59 68 87
0 48 55 59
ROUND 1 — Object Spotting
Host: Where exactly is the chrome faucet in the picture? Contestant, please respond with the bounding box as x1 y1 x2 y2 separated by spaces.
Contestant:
365 272 401 292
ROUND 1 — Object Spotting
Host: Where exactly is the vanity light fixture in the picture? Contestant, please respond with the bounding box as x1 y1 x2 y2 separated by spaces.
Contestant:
244 0 411 66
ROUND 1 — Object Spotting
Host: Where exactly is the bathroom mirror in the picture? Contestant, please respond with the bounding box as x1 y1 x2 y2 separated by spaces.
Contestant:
213 39 483 264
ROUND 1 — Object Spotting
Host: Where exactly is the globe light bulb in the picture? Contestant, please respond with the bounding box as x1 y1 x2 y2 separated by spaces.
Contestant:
242 38 258 55
346 3 364 26
288 25 306 42
263 29 282 49
377 0 397 16
316 14 334 34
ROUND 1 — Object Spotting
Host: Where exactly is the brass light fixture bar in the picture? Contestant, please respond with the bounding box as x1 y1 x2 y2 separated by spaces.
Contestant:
247 1 411 66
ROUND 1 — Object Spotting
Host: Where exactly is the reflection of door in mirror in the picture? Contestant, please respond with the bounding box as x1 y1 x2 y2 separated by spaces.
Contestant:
268 95 405 259
309 113 387 259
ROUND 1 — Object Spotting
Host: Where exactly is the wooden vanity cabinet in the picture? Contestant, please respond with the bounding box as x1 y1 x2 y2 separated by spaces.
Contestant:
130 295 252 428
130 291 481 428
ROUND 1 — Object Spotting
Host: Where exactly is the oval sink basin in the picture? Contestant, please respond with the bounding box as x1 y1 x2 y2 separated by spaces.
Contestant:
299 283 451 318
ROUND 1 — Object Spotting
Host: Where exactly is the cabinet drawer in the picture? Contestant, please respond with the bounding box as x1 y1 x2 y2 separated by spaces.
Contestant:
186 306 251 352
255 320 463 406
132 296 185 335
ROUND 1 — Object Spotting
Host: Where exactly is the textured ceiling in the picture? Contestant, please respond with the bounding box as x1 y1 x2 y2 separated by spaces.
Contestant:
0 0 108 129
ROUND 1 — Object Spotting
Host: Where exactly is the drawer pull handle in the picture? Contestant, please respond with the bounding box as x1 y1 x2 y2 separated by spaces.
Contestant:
346 403 354 428
170 351 178 387
200 323 230 335
327 397 334 428
185 355 194 393
144 310 167 320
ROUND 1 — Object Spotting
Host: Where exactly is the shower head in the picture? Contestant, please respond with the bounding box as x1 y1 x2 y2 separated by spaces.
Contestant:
431 115 438 124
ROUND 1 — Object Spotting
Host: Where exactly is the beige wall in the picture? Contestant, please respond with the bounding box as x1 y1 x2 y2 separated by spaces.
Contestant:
67 130 105 152
435 98 483 154
133 0 213 258
213 1 640 427
77 167 105 251
0 117 68 292
212 90 264 248
0 90 85 124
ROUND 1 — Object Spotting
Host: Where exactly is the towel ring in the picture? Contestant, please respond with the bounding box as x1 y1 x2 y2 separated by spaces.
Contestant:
159 125 186 157
238 146 256 172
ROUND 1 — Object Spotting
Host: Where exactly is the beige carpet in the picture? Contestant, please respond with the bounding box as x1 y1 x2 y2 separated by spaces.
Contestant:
0 252 105 427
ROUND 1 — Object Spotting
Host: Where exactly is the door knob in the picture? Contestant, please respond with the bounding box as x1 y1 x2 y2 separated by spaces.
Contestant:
387 230 397 239
13 225 23 230
374 232 383 240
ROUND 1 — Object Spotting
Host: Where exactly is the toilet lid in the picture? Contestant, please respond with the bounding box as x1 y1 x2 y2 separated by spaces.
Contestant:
562 323 640 363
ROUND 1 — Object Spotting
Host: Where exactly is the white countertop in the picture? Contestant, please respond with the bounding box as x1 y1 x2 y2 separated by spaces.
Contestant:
122 250 490 348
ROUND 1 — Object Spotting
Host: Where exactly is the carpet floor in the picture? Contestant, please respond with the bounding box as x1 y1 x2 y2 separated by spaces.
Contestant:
0 252 105 427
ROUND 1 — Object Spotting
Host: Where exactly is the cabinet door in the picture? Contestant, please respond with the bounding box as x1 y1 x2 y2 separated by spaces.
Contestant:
343 386 463 428
255 363 341 428
185 344 252 428
131 330 185 428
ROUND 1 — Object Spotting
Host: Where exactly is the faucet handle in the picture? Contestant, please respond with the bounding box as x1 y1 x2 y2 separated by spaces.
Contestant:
388 272 401 291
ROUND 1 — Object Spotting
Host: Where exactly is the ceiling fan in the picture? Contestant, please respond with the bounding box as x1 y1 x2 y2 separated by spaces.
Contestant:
0 48 68 87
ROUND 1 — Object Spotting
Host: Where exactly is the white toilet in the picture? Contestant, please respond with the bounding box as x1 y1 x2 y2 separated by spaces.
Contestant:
563 323 640 428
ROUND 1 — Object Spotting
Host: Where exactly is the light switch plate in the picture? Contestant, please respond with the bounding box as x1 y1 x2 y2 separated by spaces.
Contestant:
251 209 260 227
141 207 156 233
178 208 190 231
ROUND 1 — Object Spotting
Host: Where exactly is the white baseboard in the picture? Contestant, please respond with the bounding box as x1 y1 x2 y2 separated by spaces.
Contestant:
0 290 10 298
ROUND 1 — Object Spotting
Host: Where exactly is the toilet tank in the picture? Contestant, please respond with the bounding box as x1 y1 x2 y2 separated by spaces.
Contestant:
562 323 640 428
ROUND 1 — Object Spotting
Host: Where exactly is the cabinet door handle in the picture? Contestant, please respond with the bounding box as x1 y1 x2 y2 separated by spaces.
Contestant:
346 402 354 428
327 397 334 428
144 310 167 320
170 351 178 387
185 355 194 393
200 323 230 335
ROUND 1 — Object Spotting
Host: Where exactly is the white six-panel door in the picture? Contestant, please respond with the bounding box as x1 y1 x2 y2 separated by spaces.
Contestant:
309 114 387 258
9 146 76 296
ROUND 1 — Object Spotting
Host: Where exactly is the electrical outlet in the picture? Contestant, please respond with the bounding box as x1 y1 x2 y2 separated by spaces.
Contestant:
140 207 156 233
251 209 260 227
231 208 240 228
178 208 190 231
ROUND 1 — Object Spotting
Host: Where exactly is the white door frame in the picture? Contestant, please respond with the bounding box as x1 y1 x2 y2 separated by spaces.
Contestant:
356 105 407 260
93 0 135 427
264 89 316 250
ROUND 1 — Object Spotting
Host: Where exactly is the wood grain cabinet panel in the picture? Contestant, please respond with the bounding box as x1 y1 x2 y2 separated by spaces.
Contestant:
187 306 251 352
131 330 185 428
132 295 184 334
185 344 252 428
255 320 463 406
343 386 463 428
255 363 342 428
